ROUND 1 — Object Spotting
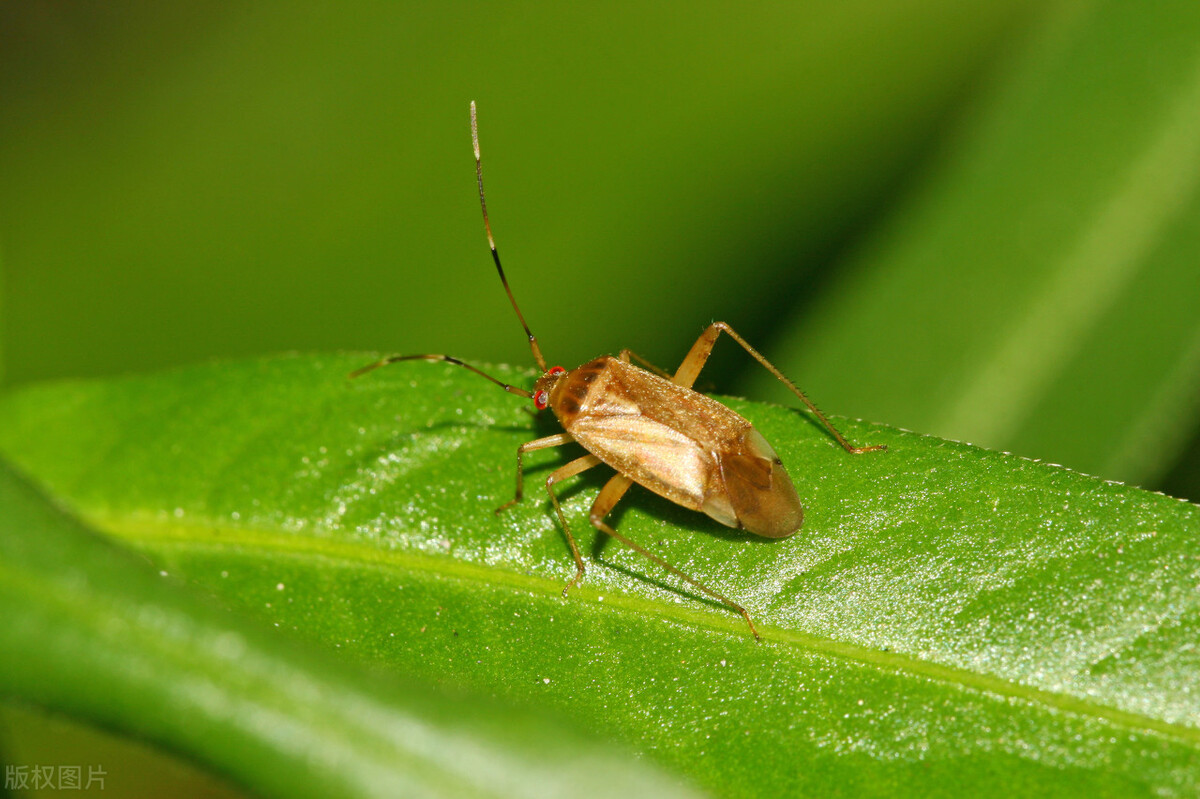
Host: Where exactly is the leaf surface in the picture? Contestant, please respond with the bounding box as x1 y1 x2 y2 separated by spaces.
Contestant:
0 426 700 799
1 354 1198 797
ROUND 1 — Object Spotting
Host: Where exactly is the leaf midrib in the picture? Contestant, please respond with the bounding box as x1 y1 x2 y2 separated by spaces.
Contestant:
94 510 1200 747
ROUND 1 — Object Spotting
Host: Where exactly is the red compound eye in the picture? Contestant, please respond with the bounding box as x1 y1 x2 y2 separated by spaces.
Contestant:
533 390 549 410
547 366 566 376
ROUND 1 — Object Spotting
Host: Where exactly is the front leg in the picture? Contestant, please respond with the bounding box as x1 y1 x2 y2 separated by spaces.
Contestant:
541 454 603 594
496 433 576 513
673 321 885 455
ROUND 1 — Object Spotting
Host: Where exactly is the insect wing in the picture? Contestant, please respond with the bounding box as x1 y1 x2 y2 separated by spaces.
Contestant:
568 409 717 513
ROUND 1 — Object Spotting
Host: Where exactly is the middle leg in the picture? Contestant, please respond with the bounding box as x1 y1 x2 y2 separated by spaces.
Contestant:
618 348 673 379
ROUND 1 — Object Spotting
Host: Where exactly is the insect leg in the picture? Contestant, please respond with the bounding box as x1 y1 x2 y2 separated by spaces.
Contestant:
496 433 576 513
673 322 885 455
588 473 762 640
541 454 604 595
618 349 673 379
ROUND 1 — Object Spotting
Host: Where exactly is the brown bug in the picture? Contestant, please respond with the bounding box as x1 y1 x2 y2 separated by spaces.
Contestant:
352 102 885 639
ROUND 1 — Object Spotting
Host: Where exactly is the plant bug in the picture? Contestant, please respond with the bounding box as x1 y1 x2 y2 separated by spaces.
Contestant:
352 102 885 639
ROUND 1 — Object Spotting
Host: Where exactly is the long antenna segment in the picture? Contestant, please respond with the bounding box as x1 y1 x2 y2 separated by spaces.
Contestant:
471 101 548 372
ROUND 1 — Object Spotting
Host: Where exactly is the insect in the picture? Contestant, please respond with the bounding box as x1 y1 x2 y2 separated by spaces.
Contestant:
352 102 885 639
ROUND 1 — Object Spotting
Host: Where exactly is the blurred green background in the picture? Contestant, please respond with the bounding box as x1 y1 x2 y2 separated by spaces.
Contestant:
0 2 1041 402
3 1 1200 793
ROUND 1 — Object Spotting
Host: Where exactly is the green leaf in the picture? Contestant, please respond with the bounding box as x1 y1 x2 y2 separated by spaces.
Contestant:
0 448 701 799
760 0 1200 486
1 354 1199 797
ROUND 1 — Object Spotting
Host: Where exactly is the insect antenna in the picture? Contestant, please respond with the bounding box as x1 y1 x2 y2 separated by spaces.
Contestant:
471 101 548 372
349 353 533 399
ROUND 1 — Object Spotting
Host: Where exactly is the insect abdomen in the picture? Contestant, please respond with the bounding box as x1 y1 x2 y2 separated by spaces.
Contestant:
710 428 803 538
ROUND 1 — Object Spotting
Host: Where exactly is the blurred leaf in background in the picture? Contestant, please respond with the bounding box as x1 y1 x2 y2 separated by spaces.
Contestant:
0 1 1038 388
759 0 1200 495
1 243 5 385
